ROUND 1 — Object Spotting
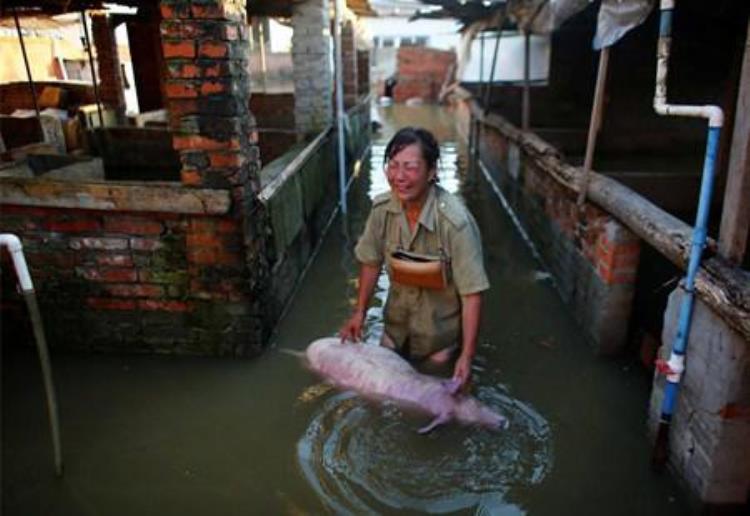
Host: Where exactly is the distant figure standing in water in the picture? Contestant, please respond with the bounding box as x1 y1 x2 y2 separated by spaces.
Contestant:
339 127 489 389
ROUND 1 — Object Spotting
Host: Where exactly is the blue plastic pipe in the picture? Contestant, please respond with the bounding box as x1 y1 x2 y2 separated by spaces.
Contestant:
651 0 723 469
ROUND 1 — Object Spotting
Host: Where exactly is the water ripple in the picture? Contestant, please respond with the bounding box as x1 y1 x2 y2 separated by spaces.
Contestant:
297 386 553 514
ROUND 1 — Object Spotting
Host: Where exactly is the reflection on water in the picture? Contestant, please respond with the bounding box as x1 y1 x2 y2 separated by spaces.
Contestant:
298 388 550 514
297 109 553 514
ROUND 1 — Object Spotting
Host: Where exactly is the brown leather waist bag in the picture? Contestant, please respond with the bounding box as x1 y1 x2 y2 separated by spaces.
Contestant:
389 249 449 290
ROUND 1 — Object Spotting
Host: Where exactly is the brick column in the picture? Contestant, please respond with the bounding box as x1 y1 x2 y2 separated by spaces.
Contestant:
357 49 370 98
341 20 358 107
160 0 259 194
160 0 271 352
91 13 126 114
291 0 333 134
126 7 166 112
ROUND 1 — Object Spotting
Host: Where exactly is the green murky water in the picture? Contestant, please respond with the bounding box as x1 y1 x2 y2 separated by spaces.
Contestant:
2 105 690 515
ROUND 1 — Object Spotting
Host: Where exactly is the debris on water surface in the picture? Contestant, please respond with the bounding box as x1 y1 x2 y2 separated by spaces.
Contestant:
298 383 334 403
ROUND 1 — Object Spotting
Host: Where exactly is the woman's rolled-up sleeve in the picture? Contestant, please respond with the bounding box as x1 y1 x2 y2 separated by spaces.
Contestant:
449 216 490 295
354 208 385 266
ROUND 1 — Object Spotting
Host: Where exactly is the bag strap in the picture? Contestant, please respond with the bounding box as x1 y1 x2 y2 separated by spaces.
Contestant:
434 189 448 260
385 188 448 258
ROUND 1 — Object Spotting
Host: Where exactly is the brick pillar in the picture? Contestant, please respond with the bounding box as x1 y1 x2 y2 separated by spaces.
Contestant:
291 0 333 134
160 0 271 352
126 7 165 112
160 0 259 193
341 20 358 108
91 13 126 114
357 48 370 98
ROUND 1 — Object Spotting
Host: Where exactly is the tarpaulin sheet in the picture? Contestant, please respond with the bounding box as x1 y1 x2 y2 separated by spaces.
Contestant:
507 0 654 48
507 0 592 34
594 0 655 49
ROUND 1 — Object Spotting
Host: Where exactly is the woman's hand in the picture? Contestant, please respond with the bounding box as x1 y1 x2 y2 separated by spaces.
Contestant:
452 351 473 390
339 309 365 343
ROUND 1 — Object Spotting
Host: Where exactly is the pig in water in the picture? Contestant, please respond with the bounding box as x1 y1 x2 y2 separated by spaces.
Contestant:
305 338 509 433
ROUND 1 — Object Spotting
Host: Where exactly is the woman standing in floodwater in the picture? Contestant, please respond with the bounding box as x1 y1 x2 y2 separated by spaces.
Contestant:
340 127 489 388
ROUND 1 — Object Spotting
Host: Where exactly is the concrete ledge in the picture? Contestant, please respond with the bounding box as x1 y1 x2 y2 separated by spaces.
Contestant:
0 177 231 215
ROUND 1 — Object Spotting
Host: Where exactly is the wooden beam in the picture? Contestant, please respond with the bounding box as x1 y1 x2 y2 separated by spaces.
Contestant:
718 18 750 265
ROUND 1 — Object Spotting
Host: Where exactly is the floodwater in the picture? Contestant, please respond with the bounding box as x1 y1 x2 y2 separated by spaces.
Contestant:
2 105 691 515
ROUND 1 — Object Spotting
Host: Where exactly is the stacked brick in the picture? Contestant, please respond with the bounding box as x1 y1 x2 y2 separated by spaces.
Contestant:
393 47 456 103
291 0 333 134
91 13 126 114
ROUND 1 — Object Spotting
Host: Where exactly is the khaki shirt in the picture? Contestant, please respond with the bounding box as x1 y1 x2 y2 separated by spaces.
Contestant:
355 185 490 359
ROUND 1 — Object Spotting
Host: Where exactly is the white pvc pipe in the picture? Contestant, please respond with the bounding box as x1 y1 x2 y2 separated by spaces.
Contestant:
0 232 63 476
653 0 724 128
0 233 34 291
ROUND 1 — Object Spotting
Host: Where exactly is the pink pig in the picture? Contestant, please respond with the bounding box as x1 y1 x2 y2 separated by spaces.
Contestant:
306 338 509 433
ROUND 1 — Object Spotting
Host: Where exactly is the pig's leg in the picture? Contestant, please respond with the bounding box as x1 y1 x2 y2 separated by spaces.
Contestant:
417 412 452 434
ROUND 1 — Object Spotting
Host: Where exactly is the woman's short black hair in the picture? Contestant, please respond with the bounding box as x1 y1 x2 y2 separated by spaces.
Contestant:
384 127 440 171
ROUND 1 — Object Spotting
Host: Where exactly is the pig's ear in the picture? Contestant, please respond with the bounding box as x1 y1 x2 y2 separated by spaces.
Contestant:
442 378 462 396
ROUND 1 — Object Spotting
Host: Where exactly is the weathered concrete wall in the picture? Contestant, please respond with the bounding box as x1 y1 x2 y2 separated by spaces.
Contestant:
291 0 333 134
261 135 337 319
649 289 750 506
458 100 639 354
259 100 370 321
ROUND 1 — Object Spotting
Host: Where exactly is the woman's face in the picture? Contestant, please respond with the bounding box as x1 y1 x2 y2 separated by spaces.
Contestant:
385 143 436 205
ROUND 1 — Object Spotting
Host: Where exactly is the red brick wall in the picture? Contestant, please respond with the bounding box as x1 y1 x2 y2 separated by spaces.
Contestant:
0 204 261 355
249 93 297 163
473 107 639 354
249 93 295 129
393 47 455 103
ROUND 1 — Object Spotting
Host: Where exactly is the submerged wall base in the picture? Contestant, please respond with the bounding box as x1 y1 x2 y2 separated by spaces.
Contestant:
650 289 750 507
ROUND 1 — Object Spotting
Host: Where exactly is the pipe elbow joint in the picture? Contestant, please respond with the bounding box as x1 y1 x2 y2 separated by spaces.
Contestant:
0 233 23 253
705 105 724 128
0 233 34 292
